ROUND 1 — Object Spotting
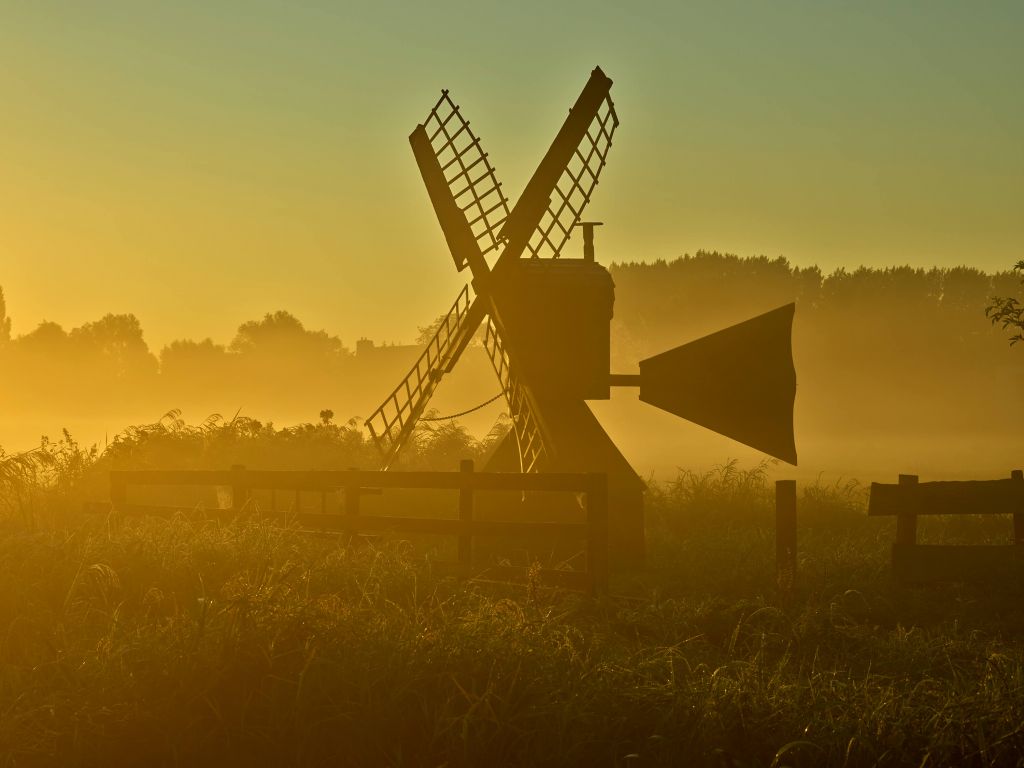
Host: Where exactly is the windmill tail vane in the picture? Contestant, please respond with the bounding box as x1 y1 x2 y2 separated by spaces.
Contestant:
365 66 798 477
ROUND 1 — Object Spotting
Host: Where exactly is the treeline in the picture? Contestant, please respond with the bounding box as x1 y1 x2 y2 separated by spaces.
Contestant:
0 301 352 391
609 252 1021 361
1 253 1022 455
609 252 1023 437
0 299 370 431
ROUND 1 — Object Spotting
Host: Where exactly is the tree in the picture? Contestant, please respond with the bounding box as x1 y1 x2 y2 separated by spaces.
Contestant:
13 320 69 351
69 313 159 377
159 338 228 377
0 286 11 346
230 311 346 360
986 260 1024 345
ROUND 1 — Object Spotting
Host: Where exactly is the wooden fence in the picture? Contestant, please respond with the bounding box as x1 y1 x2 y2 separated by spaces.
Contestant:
775 479 797 591
868 470 1024 583
101 460 609 593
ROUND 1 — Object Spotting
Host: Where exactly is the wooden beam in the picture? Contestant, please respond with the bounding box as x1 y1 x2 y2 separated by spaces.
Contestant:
110 468 594 494
869 476 1024 517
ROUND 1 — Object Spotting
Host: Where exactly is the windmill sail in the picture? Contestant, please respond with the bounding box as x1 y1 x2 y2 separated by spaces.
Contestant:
411 91 511 275
499 67 618 262
483 317 549 473
365 286 483 467
526 91 618 259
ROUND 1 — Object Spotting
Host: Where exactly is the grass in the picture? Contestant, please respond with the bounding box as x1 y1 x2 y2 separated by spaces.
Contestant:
3 425 1024 767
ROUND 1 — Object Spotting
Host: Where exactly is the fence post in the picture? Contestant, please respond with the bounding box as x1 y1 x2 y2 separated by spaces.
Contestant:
110 472 127 512
231 465 249 514
344 467 361 519
775 479 797 592
896 474 919 546
458 460 474 566
586 473 610 595
1012 470 1024 545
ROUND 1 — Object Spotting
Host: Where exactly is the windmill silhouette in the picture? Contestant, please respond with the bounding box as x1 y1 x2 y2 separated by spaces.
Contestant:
366 67 797 561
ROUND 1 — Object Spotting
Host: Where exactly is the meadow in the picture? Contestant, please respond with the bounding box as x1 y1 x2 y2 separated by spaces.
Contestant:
2 415 1024 767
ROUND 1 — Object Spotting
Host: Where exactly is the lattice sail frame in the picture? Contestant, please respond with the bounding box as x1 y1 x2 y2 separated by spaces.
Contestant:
365 285 475 465
483 318 548 473
422 91 511 263
526 93 619 259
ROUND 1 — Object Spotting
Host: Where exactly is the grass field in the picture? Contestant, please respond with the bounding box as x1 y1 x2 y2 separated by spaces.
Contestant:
2 425 1024 767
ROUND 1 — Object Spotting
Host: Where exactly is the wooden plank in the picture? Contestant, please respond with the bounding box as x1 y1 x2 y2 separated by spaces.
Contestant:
97 505 589 541
109 468 594 494
110 469 234 486
893 544 1024 583
205 469 591 493
775 479 797 590
432 561 592 591
869 476 1024 516
103 504 230 518
336 516 588 539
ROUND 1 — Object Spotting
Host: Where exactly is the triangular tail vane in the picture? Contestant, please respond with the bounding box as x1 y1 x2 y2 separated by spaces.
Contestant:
630 304 798 465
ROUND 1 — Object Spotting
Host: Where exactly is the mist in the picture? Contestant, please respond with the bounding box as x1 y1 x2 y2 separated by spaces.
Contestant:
3 252 1020 483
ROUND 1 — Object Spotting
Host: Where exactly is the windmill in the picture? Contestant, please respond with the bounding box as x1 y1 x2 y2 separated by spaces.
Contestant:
365 67 797 561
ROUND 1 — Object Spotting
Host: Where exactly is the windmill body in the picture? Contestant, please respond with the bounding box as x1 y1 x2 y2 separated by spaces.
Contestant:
493 258 613 401
366 67 798 563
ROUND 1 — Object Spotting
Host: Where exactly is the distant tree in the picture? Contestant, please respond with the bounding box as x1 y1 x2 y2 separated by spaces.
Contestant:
986 260 1024 345
0 286 11 347
14 320 69 350
159 338 228 376
230 311 347 360
416 313 487 346
69 313 158 377
416 315 445 345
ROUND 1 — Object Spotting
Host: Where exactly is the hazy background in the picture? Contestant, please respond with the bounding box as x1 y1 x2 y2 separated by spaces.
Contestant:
2 254 1021 481
2 2 1022 480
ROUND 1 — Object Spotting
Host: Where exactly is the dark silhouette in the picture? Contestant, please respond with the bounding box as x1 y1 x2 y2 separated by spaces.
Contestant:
0 286 10 347
986 259 1024 345
364 67 798 561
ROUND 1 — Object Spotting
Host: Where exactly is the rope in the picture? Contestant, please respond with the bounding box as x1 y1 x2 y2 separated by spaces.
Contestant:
420 392 505 421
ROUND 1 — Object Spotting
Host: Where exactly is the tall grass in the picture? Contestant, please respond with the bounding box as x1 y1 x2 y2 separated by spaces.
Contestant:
2 422 1024 766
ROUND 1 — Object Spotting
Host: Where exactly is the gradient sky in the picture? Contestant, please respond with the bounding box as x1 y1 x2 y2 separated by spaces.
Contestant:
2 1 1021 351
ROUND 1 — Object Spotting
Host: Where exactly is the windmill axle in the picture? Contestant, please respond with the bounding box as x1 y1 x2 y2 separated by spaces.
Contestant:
608 373 641 387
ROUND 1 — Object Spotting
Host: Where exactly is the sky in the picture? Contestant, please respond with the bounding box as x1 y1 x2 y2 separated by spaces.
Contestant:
1 1 1021 351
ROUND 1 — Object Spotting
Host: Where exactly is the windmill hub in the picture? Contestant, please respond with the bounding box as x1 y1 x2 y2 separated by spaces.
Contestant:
365 67 799 563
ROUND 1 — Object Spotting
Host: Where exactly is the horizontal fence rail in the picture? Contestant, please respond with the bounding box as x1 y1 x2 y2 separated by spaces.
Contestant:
869 470 1024 583
94 461 609 593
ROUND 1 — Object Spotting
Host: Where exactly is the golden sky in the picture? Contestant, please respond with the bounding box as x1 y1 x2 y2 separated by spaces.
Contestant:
2 1 1021 350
